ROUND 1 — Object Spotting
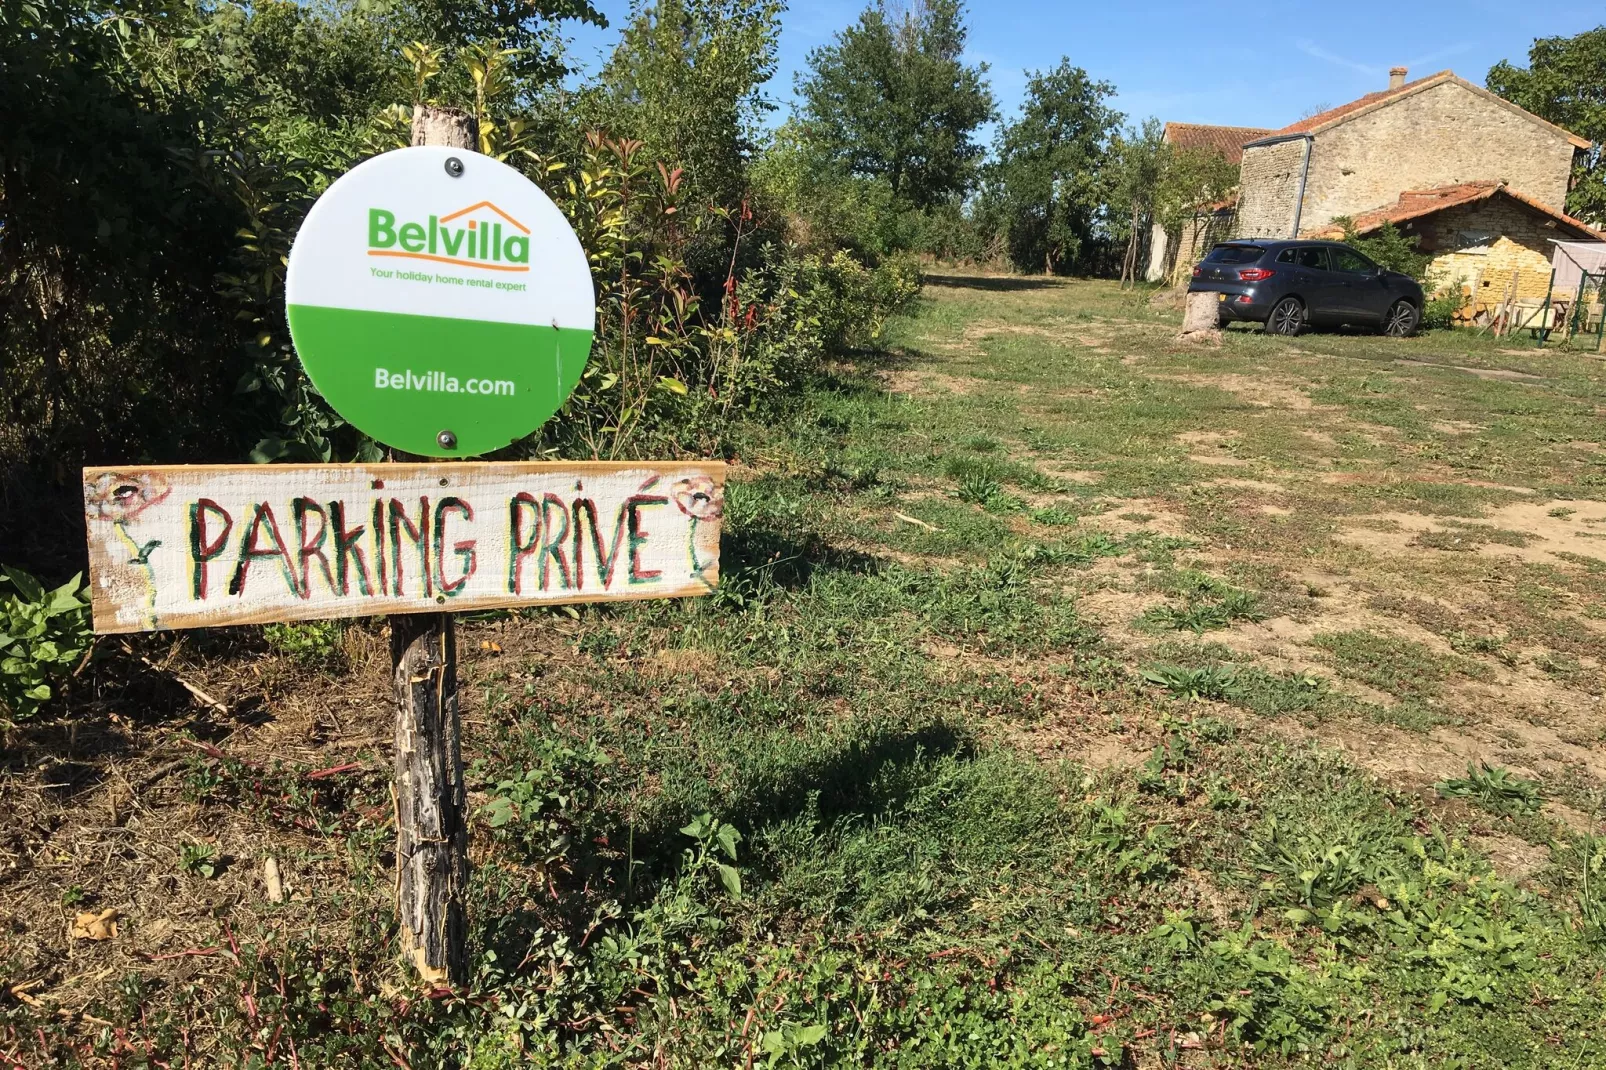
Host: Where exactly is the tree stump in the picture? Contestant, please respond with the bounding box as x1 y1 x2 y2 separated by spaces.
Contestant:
392 103 480 988
1179 290 1223 343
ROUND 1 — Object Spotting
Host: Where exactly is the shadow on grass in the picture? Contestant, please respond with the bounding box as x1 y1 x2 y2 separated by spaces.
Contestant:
924 273 1066 292
717 523 881 601
474 718 974 968
628 719 972 881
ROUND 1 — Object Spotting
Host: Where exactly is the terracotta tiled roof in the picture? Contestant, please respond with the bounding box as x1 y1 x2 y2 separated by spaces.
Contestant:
1308 181 1605 240
1162 122 1272 165
1254 71 1591 149
1268 71 1447 136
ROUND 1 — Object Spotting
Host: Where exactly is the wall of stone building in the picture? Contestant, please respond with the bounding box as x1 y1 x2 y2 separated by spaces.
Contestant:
1149 209 1242 285
1235 138 1307 238
1146 222 1170 282
1172 209 1239 283
1297 82 1577 232
1409 198 1567 311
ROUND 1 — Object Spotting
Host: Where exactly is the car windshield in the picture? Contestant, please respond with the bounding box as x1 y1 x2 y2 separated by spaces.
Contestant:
1205 245 1265 265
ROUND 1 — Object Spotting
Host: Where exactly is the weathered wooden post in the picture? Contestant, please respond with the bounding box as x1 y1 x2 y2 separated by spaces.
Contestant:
392 104 476 985
391 603 466 984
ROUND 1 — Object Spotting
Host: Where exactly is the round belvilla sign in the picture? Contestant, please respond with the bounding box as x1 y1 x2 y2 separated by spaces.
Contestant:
285 146 595 457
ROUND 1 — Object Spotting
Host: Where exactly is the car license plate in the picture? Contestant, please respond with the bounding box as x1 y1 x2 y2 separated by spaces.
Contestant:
1217 292 1226 302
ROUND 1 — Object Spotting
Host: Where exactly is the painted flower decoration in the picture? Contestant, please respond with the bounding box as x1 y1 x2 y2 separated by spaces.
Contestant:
670 476 723 522
84 471 170 522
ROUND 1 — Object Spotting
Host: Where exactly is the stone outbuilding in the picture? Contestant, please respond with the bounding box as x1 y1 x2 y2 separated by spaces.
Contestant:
1308 181 1604 307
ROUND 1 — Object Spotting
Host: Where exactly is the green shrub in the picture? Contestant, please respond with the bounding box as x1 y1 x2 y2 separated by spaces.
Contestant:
1334 218 1431 278
1421 274 1466 330
0 567 93 726
725 246 921 409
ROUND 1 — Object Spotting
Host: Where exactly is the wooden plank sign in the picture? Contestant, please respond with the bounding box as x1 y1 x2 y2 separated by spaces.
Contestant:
82 461 724 634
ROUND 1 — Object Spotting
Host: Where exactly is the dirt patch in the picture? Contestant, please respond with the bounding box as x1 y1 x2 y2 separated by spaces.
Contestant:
882 369 978 396
1470 831 1552 883
1189 454 1249 467
1038 466 1102 485
1431 420 1485 435
1395 359 1544 383
1156 373 1318 411
1082 500 1190 539
1204 477 1287 493
1175 430 1240 447
1480 500 1606 564
1336 503 1606 567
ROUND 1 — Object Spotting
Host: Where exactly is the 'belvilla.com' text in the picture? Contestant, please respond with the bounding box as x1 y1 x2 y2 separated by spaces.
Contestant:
375 368 516 396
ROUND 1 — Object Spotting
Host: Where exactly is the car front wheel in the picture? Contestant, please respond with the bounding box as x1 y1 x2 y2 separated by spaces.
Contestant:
1266 297 1305 336
1382 300 1419 338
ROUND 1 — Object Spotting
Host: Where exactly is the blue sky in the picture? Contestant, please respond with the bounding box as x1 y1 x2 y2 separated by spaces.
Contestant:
562 0 1603 136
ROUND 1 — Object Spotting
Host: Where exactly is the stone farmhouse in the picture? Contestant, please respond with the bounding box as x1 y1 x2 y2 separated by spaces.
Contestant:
1148 68 1602 305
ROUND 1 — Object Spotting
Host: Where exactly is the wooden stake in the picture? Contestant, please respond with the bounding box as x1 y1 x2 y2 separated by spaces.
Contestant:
392 610 465 984
394 104 477 987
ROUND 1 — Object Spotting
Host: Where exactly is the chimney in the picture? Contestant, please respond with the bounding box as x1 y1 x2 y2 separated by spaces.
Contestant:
1389 66 1408 90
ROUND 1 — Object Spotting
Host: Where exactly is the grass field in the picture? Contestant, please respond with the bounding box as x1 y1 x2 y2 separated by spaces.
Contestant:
5 274 1606 1067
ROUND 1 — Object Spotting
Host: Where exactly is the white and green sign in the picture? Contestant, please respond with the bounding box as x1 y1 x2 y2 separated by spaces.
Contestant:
285 146 595 457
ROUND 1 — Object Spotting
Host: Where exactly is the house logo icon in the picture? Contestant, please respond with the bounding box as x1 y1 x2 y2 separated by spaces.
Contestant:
365 201 532 272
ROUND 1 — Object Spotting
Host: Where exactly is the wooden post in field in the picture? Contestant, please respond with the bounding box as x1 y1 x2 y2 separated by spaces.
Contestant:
394 104 476 986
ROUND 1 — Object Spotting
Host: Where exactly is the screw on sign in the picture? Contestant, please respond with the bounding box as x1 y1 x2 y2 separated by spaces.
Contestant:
79 106 725 988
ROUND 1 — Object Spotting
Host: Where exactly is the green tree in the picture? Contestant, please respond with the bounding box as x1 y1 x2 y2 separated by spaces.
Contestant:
1488 26 1606 224
797 0 994 208
1334 218 1432 279
590 0 783 215
991 59 1121 274
1109 119 1167 286
1151 144 1239 283
387 0 603 85
749 121 908 258
0 0 598 574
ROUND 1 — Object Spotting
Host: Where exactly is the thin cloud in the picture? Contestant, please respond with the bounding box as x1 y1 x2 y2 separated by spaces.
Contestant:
1295 39 1378 77
1294 38 1477 81
1401 41 1477 70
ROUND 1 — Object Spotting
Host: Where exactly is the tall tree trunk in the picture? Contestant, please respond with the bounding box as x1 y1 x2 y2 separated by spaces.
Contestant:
393 104 477 988
1121 204 1141 287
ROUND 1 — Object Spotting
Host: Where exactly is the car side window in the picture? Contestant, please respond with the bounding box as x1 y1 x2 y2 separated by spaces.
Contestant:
1330 247 1374 275
1295 247 1328 271
1275 248 1297 264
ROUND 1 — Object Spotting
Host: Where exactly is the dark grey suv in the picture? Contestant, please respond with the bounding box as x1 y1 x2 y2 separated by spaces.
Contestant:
1189 240 1424 337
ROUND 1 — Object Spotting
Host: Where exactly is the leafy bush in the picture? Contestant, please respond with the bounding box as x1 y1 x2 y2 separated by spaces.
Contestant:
1421 274 1467 330
956 473 1004 505
1334 218 1431 279
0 567 93 726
